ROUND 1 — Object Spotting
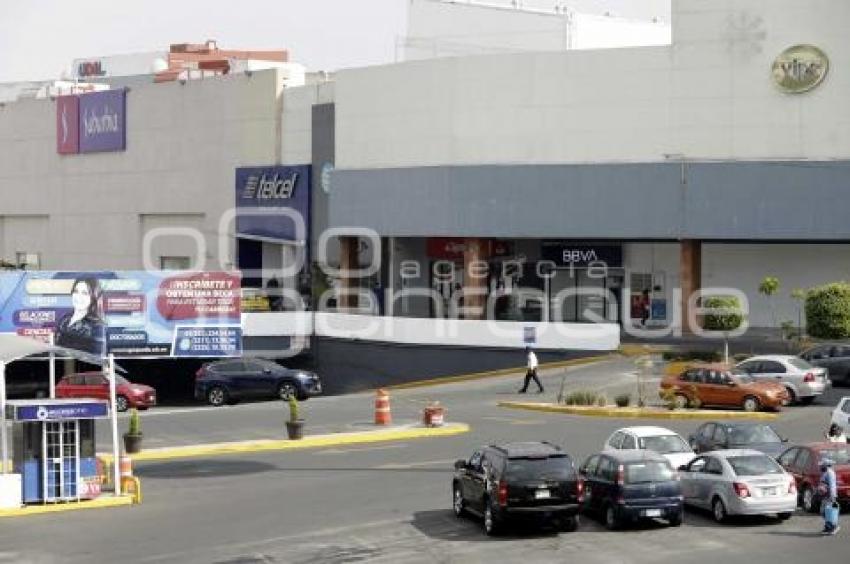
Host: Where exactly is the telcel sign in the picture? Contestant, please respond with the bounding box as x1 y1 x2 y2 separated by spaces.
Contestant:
772 45 829 94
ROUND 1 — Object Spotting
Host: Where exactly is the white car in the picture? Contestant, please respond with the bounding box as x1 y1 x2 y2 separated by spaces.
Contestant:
831 396 850 433
603 426 696 470
735 355 829 404
679 449 797 522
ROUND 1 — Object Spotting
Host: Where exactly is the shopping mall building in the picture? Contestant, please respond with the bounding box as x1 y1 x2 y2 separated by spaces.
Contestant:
0 0 847 390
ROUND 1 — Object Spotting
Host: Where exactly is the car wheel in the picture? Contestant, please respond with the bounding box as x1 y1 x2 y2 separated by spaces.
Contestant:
668 511 683 527
712 497 727 523
777 512 793 521
799 396 815 405
784 387 797 405
116 395 129 412
742 396 761 412
277 382 298 401
674 394 689 409
483 500 500 536
452 484 465 518
801 485 818 513
207 386 228 407
559 514 579 532
604 503 619 530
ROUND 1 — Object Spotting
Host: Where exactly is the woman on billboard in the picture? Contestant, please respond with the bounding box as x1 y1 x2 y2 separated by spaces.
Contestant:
55 277 105 356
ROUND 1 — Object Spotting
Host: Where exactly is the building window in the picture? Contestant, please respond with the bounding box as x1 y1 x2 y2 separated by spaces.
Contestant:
15 252 41 270
159 256 191 270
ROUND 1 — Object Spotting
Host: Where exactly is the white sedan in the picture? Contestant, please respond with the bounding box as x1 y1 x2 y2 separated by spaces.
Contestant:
603 426 696 470
831 396 850 434
679 449 797 522
735 355 828 405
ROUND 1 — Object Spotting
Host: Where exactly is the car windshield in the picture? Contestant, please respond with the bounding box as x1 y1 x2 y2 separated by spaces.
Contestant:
115 375 130 386
639 435 691 454
505 456 573 481
625 461 674 484
788 358 813 371
818 447 850 465
728 425 781 445
727 455 783 476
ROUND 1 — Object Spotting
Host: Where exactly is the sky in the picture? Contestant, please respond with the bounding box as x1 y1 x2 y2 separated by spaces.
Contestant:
0 0 670 83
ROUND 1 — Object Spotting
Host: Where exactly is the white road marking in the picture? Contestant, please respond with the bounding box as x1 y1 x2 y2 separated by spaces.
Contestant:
374 458 456 469
315 444 409 455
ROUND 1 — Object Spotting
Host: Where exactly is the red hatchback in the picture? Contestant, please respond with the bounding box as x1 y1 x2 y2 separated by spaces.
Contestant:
56 372 156 412
776 442 850 513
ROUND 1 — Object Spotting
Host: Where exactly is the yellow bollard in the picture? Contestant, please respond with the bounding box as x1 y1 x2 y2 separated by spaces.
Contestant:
121 476 142 504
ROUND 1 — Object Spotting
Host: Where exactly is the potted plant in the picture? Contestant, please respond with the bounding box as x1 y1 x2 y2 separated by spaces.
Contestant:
285 395 304 440
123 408 143 454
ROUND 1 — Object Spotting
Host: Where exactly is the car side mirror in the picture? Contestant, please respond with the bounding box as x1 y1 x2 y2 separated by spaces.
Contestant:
678 465 688 472
727 381 737 387
781 437 789 443
263 368 272 374
454 460 467 470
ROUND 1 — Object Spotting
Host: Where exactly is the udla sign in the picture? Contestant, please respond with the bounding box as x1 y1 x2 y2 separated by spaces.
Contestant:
772 45 829 94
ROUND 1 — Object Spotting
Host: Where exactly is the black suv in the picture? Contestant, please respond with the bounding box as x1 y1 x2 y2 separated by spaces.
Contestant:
452 442 582 536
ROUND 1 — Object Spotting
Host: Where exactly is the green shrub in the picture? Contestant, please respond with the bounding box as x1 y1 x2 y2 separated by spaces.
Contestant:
563 390 601 406
614 394 631 408
805 282 850 339
127 408 141 436
658 387 677 410
596 394 607 407
661 350 721 363
288 396 299 422
702 296 744 332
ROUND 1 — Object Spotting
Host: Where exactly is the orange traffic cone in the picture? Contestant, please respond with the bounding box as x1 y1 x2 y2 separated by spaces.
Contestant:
375 389 392 425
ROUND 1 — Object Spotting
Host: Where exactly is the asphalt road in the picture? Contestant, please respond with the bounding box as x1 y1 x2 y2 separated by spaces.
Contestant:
3 358 849 563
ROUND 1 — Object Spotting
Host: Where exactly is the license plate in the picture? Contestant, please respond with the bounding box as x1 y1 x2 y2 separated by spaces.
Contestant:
644 509 662 517
762 487 776 496
535 490 551 499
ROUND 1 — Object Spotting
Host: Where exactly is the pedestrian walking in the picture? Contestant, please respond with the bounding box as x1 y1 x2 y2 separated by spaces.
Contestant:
640 289 651 327
519 346 544 394
825 423 847 444
819 458 841 536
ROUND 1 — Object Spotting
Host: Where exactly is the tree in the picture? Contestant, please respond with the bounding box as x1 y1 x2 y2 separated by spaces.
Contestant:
702 295 745 363
758 276 780 329
805 283 850 339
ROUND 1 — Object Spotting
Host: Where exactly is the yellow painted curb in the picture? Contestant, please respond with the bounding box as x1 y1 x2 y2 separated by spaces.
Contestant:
99 423 470 463
498 402 779 421
0 495 134 519
388 355 612 391
618 344 670 358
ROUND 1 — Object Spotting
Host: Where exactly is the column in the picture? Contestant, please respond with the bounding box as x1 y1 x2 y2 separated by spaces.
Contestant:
680 239 702 333
339 236 359 310
463 238 489 320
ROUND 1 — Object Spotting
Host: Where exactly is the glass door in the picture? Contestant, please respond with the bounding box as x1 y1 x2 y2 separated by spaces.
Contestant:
42 421 80 502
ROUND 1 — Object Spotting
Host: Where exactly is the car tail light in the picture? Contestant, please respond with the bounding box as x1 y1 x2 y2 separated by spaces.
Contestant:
733 482 750 498
497 480 508 506
616 495 625 505
195 368 204 380
804 372 815 383
788 480 796 494
576 478 584 501
616 464 625 486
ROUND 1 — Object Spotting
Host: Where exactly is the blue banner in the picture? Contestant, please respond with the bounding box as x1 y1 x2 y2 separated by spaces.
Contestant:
0 271 242 358
13 402 109 422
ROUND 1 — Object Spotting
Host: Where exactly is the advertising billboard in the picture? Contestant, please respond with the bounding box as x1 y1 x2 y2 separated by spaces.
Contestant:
0 271 241 358
79 89 126 153
235 165 311 242
56 96 80 155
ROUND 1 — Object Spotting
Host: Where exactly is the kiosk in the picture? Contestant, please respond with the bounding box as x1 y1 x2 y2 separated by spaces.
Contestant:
5 399 109 503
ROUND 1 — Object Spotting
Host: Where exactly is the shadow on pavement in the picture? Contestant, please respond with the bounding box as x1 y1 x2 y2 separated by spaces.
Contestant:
410 509 569 542
136 460 278 479
683 507 797 528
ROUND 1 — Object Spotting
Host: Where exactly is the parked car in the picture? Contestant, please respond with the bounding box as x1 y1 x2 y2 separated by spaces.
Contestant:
735 355 828 404
688 422 787 457
800 344 850 386
831 396 850 433
679 449 796 522
194 358 322 406
603 426 696 470
452 441 583 535
659 363 789 412
56 371 156 412
579 450 683 530
777 442 850 513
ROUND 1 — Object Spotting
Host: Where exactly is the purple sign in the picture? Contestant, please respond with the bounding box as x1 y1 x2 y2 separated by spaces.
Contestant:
235 165 311 241
79 89 126 153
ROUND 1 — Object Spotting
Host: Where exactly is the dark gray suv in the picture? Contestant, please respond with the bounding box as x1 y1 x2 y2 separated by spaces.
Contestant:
195 358 322 406
800 344 850 386
452 442 582 536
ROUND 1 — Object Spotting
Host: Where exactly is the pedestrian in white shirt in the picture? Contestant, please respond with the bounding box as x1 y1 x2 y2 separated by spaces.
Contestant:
519 347 544 393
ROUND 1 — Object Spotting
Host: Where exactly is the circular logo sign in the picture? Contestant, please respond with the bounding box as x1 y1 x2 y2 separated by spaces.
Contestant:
772 45 829 93
36 406 49 421
320 162 334 194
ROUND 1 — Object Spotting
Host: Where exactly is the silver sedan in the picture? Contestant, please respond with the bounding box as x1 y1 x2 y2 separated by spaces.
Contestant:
735 355 829 405
678 449 797 522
